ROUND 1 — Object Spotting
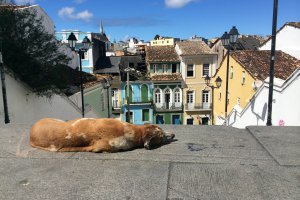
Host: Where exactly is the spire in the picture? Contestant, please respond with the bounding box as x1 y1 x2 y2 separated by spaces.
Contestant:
100 19 104 35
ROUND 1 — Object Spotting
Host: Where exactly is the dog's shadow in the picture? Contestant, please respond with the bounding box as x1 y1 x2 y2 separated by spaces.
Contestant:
150 138 178 150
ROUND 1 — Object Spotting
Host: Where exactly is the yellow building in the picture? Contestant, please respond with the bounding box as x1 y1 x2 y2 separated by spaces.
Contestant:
176 41 218 125
213 50 300 125
150 37 178 46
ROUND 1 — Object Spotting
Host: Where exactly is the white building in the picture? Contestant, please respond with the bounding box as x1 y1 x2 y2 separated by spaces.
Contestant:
260 22 300 59
0 73 101 125
227 67 300 128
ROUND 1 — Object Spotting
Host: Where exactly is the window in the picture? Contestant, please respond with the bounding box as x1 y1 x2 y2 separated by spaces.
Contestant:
187 64 194 77
202 90 209 103
202 64 210 76
174 89 180 103
154 89 161 103
162 64 168 73
172 64 177 73
242 71 246 85
186 91 194 103
230 66 234 79
153 64 158 73
142 109 149 121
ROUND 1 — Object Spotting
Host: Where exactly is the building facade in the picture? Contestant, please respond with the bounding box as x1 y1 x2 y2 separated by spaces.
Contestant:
121 81 154 124
176 41 218 125
213 50 300 125
146 46 183 124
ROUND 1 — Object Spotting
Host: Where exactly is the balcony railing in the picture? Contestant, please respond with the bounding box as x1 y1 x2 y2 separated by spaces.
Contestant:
112 100 121 114
154 103 183 111
123 97 153 104
184 103 212 111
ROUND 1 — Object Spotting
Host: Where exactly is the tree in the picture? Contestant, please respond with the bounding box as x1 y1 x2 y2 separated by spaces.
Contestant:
0 5 80 97
154 34 160 40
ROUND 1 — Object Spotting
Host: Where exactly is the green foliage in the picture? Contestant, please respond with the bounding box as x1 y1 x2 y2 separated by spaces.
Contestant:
154 34 160 40
0 6 74 97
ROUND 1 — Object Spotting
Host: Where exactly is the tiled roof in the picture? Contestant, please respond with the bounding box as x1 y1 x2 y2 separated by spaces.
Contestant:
231 50 300 81
151 73 182 81
94 56 121 74
176 41 215 56
286 22 300 29
146 46 180 62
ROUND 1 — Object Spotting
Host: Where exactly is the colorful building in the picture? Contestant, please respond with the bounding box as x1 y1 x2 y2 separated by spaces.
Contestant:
150 36 179 46
146 46 183 124
176 41 218 125
213 50 300 125
56 28 109 73
121 81 154 124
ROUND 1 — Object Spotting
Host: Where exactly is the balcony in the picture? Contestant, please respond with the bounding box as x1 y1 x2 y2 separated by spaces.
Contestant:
123 97 153 105
112 100 121 114
184 103 212 111
154 103 183 112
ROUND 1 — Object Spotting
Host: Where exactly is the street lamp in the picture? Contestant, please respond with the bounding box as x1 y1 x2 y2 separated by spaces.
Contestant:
124 67 134 123
221 26 239 125
101 76 112 118
67 32 91 118
0 28 10 124
205 75 222 125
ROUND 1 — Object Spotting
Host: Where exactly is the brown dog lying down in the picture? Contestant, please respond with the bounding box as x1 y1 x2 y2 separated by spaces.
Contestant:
30 118 175 152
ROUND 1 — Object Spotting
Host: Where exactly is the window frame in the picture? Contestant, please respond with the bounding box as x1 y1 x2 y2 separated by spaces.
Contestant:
202 63 210 77
186 64 195 77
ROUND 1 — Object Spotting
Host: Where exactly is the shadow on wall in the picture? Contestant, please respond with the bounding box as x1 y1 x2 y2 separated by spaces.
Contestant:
228 97 267 126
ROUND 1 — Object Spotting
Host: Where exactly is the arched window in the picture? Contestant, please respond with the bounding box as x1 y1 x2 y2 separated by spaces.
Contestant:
174 88 181 103
154 89 161 103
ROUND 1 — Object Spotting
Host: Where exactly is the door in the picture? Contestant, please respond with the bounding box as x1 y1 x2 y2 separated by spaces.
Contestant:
156 115 164 124
142 109 149 122
172 115 180 125
125 111 133 123
202 117 209 125
186 91 194 110
164 89 171 109
141 85 148 102
202 90 210 109
186 118 194 125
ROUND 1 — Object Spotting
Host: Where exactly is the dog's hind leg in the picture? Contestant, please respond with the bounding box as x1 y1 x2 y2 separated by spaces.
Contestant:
58 146 93 152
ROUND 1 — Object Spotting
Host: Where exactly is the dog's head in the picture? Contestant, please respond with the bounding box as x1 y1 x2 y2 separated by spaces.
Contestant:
142 125 175 150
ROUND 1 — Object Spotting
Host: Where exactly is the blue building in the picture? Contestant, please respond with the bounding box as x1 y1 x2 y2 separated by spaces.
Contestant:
121 81 154 124
56 26 110 73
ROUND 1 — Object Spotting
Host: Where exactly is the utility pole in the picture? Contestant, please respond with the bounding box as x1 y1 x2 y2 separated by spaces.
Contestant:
125 67 131 123
267 0 278 126
0 36 10 124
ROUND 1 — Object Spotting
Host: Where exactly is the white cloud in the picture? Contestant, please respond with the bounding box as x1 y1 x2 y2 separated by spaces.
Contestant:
165 0 197 8
14 0 35 4
58 7 93 22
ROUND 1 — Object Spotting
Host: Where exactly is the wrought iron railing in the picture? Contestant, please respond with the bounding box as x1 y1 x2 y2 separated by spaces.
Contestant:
184 103 212 110
154 103 183 111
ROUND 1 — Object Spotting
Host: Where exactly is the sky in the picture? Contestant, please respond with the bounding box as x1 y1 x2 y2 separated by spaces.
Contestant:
10 0 300 41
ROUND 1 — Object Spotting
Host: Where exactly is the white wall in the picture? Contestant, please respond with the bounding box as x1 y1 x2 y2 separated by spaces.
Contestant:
260 25 300 59
227 68 300 128
0 74 97 126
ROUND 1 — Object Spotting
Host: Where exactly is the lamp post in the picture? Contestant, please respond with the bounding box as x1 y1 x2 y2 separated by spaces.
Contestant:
124 67 133 123
266 0 278 126
205 75 222 125
67 32 91 118
101 77 112 118
221 26 239 125
0 29 10 124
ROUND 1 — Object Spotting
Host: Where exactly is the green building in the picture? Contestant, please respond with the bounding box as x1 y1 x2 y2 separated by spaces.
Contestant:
146 46 183 124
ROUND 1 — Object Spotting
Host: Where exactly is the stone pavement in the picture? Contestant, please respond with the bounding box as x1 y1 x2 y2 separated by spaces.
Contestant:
0 124 299 200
